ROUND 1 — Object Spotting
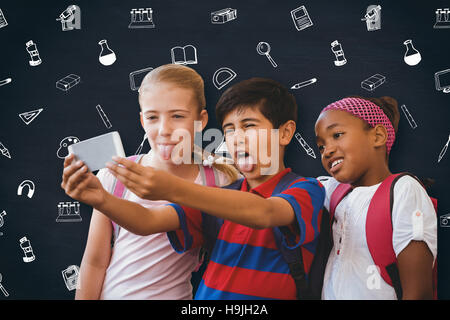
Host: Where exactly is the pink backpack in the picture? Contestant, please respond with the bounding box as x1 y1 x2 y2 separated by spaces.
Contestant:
329 172 438 299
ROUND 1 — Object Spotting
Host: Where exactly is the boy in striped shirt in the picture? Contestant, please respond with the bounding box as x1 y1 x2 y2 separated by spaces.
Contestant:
62 78 325 300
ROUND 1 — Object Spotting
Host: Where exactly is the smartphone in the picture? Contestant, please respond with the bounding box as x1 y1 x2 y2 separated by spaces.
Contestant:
68 131 126 172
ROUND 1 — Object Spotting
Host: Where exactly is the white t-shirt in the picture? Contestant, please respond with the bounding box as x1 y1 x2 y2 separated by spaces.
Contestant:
97 156 231 300
318 175 437 300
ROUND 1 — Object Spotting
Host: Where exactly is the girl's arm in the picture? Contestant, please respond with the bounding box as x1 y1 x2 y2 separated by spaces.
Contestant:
75 209 113 299
397 240 434 300
62 154 181 236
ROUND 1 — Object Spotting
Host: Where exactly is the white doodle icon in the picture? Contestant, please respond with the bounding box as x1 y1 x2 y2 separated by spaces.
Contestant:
0 8 8 28
213 67 237 90
294 132 316 159
440 213 450 227
129 8 155 28
19 236 35 263
211 8 237 24
362 5 381 31
361 74 385 91
403 39 421 66
291 6 313 31
57 136 80 159
129 66 153 91
0 273 9 297
257 42 278 68
17 180 35 199
96 105 112 128
0 141 11 159
25 40 42 66
331 40 347 66
56 74 81 92
171 45 197 65
57 5 81 31
434 8 450 29
98 40 117 66
435 69 450 94
291 77 317 90
438 134 450 163
62 265 81 291
0 77 11 87
19 108 43 125
56 201 82 222
400 105 417 129
0 210 6 236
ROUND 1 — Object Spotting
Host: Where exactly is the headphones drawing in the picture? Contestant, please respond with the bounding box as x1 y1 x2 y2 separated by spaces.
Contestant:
17 180 35 198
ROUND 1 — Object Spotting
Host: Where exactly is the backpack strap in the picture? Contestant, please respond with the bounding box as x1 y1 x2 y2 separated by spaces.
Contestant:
110 154 143 246
365 173 401 298
271 171 311 299
329 183 353 234
367 172 439 300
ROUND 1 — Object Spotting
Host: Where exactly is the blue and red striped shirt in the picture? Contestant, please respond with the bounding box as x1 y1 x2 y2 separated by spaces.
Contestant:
167 168 325 300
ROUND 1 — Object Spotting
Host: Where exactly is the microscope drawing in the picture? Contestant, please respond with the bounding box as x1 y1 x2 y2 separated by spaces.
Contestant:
56 5 81 31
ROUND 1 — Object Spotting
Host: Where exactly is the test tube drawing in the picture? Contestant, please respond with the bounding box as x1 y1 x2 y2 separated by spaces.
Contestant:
438 134 450 163
294 132 316 159
96 105 112 128
400 105 417 129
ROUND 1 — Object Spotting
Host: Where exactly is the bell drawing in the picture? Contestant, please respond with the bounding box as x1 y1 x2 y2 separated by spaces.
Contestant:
98 39 116 66
403 39 421 66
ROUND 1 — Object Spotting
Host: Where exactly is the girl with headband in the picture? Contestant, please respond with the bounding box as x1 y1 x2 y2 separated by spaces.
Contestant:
315 96 437 299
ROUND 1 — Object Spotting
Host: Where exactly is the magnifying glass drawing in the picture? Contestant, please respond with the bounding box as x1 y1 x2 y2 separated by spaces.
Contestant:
257 42 278 68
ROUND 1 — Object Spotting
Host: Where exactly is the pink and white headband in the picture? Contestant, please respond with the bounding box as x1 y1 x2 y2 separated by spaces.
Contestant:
321 97 396 153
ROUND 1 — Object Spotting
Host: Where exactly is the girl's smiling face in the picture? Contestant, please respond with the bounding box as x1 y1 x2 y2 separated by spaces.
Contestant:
315 109 376 185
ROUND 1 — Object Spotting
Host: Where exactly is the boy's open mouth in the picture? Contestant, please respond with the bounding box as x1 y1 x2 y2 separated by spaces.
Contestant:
236 150 256 173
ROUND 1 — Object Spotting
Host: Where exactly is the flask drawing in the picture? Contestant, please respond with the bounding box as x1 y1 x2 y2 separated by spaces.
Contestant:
403 39 421 66
98 40 116 66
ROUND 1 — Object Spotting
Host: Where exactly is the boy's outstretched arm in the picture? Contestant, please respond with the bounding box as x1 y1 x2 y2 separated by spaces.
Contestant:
107 157 324 230
61 154 180 236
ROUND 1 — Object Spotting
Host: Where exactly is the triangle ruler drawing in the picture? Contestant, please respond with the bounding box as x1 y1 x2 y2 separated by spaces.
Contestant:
19 108 43 125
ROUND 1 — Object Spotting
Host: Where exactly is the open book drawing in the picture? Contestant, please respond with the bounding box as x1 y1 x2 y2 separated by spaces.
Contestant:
171 45 198 65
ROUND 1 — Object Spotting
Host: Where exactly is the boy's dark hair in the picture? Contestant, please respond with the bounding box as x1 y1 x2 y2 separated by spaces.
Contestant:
215 78 298 128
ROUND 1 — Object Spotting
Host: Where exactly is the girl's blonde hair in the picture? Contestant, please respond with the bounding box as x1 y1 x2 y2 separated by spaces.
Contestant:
138 64 239 184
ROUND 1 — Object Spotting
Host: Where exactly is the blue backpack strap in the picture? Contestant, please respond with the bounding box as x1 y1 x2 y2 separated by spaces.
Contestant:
201 178 244 256
271 171 311 299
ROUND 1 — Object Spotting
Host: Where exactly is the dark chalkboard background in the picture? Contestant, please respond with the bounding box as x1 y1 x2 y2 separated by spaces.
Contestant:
0 0 449 300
